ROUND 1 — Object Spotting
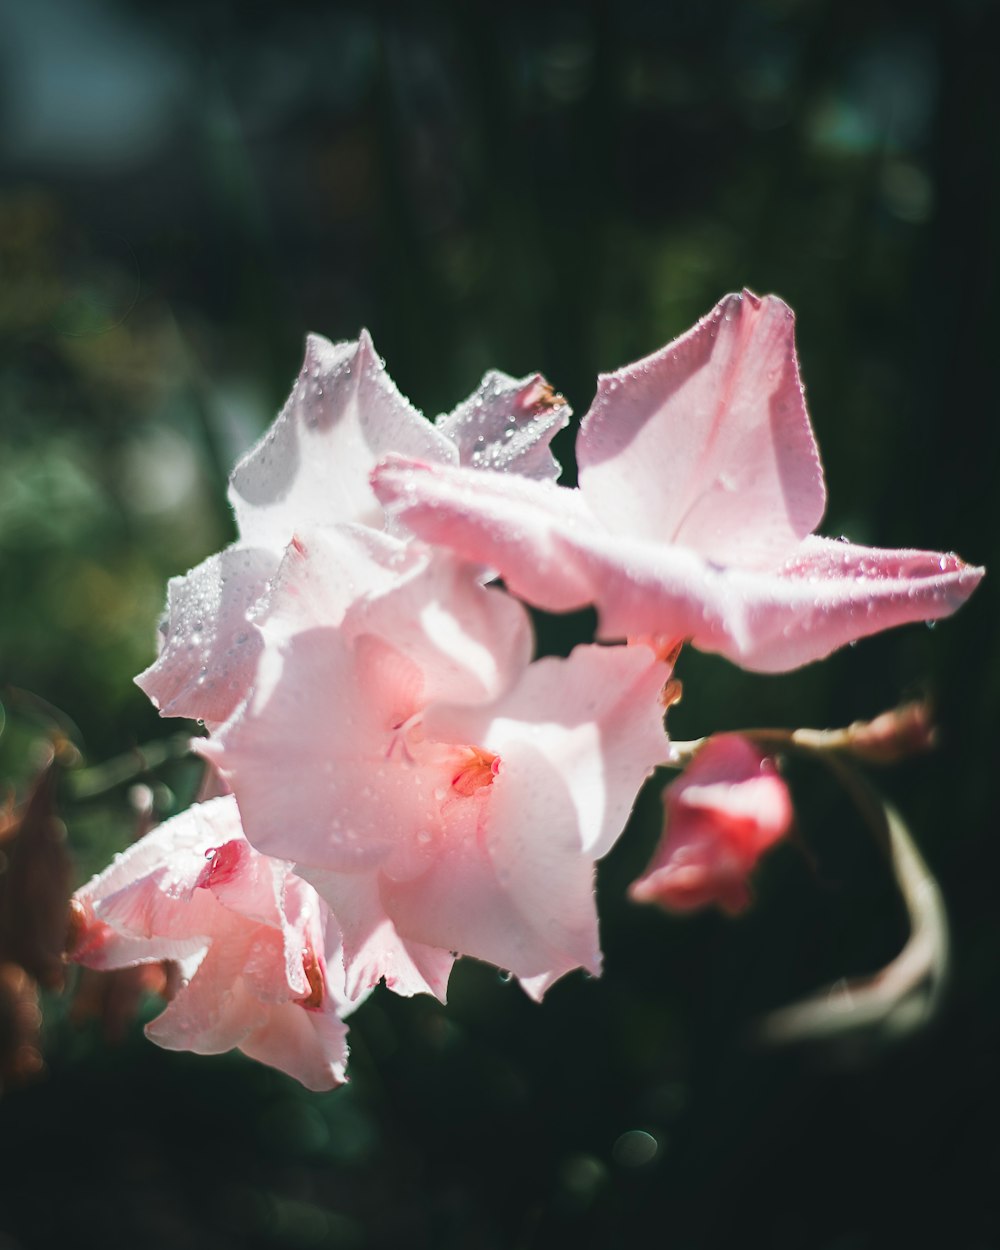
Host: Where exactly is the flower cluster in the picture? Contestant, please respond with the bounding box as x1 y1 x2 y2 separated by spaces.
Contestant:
69 292 983 1087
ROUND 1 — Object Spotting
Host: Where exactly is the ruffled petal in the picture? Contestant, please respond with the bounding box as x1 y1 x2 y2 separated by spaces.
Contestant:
578 290 825 567
69 797 355 1089
204 545 536 873
428 642 672 860
375 459 984 672
373 458 602 611
230 330 456 547
379 644 670 987
301 867 454 1002
240 999 349 1091
84 800 240 945
255 525 418 646
135 545 274 726
144 934 265 1054
719 537 984 672
378 778 601 985
435 370 570 482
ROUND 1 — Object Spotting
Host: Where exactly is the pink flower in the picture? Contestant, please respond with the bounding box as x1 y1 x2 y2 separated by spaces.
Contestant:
373 292 983 673
67 795 358 1090
137 332 569 727
630 735 793 914
199 527 671 1000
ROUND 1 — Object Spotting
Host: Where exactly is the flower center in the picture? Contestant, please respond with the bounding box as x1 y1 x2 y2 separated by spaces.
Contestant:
297 947 325 1010
450 746 500 797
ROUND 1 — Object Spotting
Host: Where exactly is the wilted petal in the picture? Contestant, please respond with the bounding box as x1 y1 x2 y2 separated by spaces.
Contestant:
435 370 570 481
630 734 793 914
579 291 825 567
230 330 456 548
135 545 273 727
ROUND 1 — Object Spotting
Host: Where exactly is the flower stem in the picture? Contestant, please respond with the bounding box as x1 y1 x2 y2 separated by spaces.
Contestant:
66 734 196 801
756 750 949 1046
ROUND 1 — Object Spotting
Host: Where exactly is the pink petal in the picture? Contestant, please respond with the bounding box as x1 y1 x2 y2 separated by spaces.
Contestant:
256 526 418 645
372 458 601 611
374 459 983 672
379 644 671 986
378 796 601 985
578 291 826 567
230 330 456 547
203 548 535 873
145 933 267 1054
346 552 533 708
201 627 429 873
261 529 533 708
198 837 287 934
728 536 985 672
135 545 273 726
86 801 238 945
70 797 354 1088
584 535 985 673
240 999 349 1090
427 642 672 860
301 867 455 1001
630 734 793 914
435 370 570 481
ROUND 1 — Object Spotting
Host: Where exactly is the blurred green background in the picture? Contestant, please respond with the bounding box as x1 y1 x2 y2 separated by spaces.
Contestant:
1 1 997 1247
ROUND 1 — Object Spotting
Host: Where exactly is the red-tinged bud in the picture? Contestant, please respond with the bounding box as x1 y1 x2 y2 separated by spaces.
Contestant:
630 734 793 915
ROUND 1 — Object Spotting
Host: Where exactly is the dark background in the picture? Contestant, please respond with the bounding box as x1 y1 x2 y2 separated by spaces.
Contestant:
1 1 998 1247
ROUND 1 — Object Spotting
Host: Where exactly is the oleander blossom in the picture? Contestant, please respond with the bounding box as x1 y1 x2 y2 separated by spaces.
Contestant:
199 526 672 1001
373 291 984 672
137 330 569 728
630 735 794 914
67 795 359 1090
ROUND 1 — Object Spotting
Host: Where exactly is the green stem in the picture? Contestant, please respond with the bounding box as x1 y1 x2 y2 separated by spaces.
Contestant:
66 734 197 801
756 761 948 1045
